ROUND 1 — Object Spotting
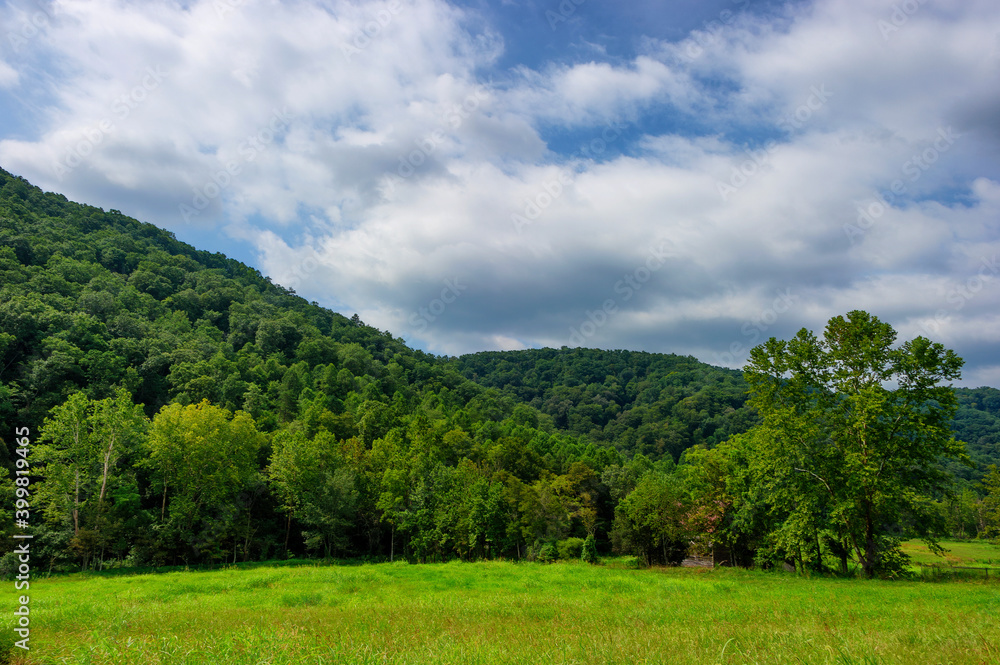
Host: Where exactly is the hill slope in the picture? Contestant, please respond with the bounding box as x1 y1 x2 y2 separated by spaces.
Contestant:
1 167 996 572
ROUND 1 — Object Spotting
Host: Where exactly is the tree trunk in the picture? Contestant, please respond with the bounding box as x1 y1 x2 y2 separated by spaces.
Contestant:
813 530 823 573
863 504 876 578
283 511 292 558
73 469 80 537
98 436 115 511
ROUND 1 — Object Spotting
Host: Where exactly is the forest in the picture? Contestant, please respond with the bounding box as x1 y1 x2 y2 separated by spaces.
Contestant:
1 167 999 578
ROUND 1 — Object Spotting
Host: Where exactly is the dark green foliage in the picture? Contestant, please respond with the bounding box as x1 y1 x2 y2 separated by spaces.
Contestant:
581 533 598 563
452 348 758 460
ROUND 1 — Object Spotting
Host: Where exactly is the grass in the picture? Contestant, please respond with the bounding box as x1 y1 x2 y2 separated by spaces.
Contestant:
901 538 1000 569
2 558 998 664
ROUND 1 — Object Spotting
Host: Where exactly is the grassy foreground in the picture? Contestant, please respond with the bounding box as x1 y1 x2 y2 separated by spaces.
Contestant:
3 558 998 665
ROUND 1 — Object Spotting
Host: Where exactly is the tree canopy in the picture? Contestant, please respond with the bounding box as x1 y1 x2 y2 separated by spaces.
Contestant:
732 311 967 577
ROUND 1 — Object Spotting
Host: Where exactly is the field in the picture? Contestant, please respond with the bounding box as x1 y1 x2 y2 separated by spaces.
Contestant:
3 551 999 665
902 539 1000 572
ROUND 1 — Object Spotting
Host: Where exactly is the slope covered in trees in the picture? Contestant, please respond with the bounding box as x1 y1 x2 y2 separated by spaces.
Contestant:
0 168 618 569
452 348 757 460
1 167 998 576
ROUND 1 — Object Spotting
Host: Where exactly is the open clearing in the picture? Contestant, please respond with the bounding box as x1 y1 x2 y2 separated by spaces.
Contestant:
4 553 999 665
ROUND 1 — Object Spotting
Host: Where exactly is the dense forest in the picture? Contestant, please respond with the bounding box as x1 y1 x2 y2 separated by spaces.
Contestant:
1 167 998 577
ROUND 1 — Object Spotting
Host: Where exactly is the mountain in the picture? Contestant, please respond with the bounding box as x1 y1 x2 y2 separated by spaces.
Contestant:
0 167 996 573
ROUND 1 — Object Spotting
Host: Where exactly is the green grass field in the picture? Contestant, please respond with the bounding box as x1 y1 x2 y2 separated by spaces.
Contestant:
3 554 999 665
902 539 1000 570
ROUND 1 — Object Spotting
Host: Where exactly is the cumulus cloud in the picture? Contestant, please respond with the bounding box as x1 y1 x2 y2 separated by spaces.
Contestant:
1 0 998 384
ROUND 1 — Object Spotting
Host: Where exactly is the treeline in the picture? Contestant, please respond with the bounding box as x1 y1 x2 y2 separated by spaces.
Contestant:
1 169 999 577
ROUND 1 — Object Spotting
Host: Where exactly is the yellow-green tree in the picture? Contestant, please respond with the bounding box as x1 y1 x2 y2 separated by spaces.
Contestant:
144 400 266 563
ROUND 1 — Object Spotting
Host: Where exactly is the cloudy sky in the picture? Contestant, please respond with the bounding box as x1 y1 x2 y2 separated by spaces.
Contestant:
2 0 999 385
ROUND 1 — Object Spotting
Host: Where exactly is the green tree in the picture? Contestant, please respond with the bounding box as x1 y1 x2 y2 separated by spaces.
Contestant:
34 389 148 567
739 311 966 577
610 471 689 566
267 429 358 558
581 533 598 563
981 465 1000 539
143 400 266 563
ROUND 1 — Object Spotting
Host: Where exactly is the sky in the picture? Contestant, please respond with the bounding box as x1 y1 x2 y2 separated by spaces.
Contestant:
1 0 999 386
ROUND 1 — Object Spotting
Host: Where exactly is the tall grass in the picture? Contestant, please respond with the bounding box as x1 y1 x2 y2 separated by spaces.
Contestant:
2 559 997 664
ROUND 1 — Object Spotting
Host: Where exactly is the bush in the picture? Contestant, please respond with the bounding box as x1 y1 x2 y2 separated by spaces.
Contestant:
556 538 584 560
582 534 598 564
537 543 556 563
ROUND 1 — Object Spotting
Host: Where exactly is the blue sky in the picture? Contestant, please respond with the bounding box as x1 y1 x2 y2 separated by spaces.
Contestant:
2 0 1000 385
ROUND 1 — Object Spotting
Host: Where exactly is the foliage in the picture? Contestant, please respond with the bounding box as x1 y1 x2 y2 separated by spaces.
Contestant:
581 533 598 563
735 311 967 577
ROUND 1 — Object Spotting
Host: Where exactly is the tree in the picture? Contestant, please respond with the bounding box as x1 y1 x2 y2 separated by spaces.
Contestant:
981 464 1000 539
143 401 266 563
34 389 148 568
268 429 358 558
610 471 690 566
738 310 966 577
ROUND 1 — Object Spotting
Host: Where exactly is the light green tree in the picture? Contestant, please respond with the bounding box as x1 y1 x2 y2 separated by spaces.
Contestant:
35 388 148 567
143 400 265 563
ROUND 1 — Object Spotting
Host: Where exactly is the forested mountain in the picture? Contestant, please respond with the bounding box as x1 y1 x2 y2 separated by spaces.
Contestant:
452 351 1000 485
1 167 998 575
949 387 1000 482
0 168 622 568
452 349 757 460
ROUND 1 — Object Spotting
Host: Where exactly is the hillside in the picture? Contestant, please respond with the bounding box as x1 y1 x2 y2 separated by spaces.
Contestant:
452 348 757 461
1 167 997 574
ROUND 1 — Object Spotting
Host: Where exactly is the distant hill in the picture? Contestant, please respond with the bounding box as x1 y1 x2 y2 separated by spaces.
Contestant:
451 348 758 461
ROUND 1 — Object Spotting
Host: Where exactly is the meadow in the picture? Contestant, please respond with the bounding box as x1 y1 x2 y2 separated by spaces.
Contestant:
3 545 999 665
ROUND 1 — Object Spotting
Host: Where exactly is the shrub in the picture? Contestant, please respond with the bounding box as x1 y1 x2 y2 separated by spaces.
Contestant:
581 534 598 564
556 538 584 560
537 543 556 563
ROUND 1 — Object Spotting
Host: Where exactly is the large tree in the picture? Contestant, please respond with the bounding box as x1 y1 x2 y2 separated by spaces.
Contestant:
736 310 966 577
143 401 266 563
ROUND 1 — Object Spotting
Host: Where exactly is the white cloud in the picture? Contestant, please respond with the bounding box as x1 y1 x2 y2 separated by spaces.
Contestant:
0 61 17 88
1 0 999 383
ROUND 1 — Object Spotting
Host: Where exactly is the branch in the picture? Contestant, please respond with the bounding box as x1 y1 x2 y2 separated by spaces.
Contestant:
793 467 835 498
